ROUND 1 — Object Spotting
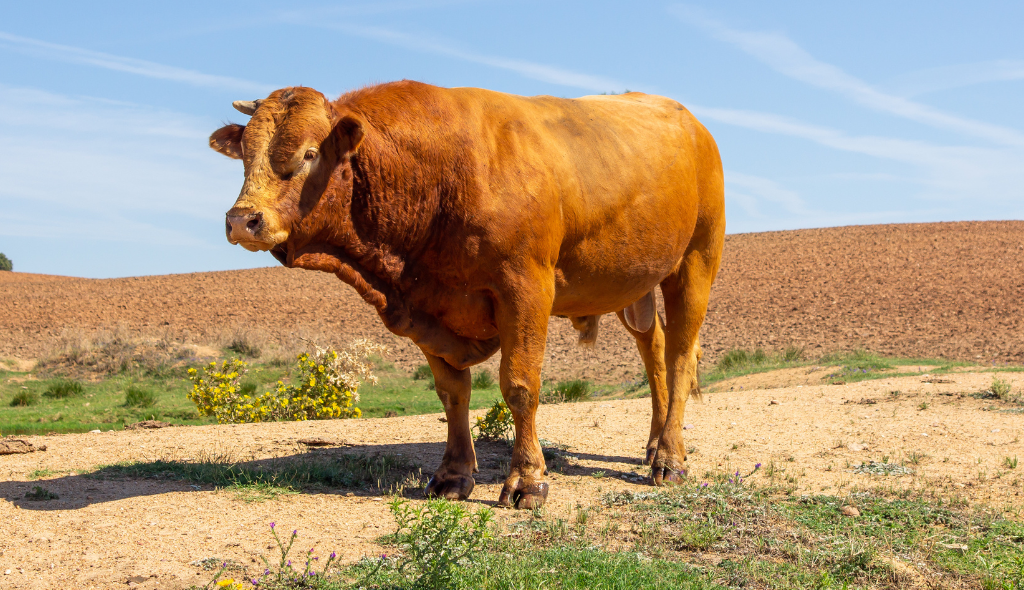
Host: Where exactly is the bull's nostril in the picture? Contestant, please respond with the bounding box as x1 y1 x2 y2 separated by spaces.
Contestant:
246 212 263 232
226 219 232 234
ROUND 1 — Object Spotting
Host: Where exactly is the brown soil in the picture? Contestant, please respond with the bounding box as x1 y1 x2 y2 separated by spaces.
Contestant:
2 221 1023 382
2 371 1022 589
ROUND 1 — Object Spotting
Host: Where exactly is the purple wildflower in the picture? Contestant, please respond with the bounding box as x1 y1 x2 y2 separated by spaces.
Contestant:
287 560 292 566
330 552 336 559
269 522 275 529
755 463 762 469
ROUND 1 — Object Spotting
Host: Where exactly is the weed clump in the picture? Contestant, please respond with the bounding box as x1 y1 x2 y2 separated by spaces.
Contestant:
990 377 1014 401
186 340 384 424
124 385 156 408
472 369 495 389
541 379 592 404
474 400 514 442
43 379 85 399
388 498 493 589
10 390 38 407
412 364 432 380
24 486 58 501
224 325 263 358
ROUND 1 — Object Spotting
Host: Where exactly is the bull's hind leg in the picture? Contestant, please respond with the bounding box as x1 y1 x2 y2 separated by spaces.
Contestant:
615 303 669 466
422 351 477 500
652 230 724 485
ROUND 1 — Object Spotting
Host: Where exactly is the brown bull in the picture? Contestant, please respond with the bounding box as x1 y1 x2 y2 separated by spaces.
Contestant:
209 81 725 508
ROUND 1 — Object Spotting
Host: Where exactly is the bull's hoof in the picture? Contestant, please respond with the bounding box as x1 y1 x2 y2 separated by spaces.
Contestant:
651 466 687 486
644 447 657 466
497 480 549 509
425 473 475 500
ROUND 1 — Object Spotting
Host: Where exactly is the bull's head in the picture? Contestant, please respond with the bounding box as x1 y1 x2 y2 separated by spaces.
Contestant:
208 87 364 258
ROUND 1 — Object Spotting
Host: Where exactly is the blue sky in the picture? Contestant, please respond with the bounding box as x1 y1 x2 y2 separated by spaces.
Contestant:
1 1 1021 278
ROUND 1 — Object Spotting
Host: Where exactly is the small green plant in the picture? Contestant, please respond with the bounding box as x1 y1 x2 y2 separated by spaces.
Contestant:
991 377 1013 400
674 519 722 550
0 252 11 271
1004 456 1019 469
473 400 514 442
10 390 38 407
124 385 156 408
388 498 493 589
412 364 432 380
472 369 495 389
918 401 929 410
542 379 592 403
43 378 85 399
24 486 58 501
906 451 927 465
204 522 340 589
783 345 804 362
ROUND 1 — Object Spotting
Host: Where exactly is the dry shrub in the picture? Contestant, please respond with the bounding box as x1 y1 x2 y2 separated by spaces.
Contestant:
220 325 267 359
37 325 199 378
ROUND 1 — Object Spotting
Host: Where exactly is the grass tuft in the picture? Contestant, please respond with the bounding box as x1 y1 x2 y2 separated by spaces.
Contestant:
124 385 156 408
472 369 495 389
10 390 38 407
412 364 432 380
541 379 592 404
43 378 84 399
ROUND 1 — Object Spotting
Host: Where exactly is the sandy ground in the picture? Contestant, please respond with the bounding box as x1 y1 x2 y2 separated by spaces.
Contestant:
1 371 1022 589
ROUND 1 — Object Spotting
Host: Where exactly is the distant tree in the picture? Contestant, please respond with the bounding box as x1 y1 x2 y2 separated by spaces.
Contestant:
0 253 11 272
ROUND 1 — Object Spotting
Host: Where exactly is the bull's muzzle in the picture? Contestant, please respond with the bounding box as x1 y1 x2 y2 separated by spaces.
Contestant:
225 210 264 245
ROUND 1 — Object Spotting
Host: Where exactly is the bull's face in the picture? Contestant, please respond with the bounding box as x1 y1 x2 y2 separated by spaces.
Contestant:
208 87 363 255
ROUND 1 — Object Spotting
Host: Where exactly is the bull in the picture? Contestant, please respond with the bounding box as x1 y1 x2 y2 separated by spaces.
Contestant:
209 81 724 508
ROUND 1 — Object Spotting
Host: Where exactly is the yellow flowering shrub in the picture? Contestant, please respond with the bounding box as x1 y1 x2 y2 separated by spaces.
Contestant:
473 400 514 442
186 340 386 424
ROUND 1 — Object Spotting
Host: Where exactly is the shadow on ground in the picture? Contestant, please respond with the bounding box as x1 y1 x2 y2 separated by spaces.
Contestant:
1 440 650 511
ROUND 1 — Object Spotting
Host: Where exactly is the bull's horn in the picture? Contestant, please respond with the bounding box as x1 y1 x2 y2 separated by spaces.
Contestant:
232 100 261 115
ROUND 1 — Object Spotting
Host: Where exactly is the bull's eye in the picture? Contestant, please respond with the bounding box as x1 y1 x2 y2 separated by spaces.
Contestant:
304 149 318 161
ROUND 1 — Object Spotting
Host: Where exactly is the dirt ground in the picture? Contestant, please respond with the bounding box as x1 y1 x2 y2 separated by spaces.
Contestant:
2 221 1023 382
1 370 1021 589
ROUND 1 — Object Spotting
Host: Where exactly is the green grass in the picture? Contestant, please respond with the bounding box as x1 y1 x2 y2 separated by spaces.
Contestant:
193 474 1024 590
123 384 156 408
4 348 1020 435
43 378 84 399
357 362 504 418
701 347 992 389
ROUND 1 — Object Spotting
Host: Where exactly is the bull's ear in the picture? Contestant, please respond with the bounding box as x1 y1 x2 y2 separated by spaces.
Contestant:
209 124 246 159
332 115 364 154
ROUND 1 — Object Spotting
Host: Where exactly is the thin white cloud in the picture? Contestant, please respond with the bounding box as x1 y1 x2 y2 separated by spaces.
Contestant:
891 60 1024 96
694 104 1024 205
0 31 274 94
299 22 634 93
670 6 1024 148
726 171 810 216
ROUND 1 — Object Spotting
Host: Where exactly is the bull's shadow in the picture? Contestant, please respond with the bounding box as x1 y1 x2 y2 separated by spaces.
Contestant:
1 440 648 511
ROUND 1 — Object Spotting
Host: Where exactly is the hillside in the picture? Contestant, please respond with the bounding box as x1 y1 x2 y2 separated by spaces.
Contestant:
2 221 1022 381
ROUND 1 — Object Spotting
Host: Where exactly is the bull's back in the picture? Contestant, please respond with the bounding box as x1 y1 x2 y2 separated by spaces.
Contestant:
450 88 721 315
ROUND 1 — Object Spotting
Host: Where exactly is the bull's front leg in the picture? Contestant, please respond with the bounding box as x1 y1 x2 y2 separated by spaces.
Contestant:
494 275 554 509
422 351 477 500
